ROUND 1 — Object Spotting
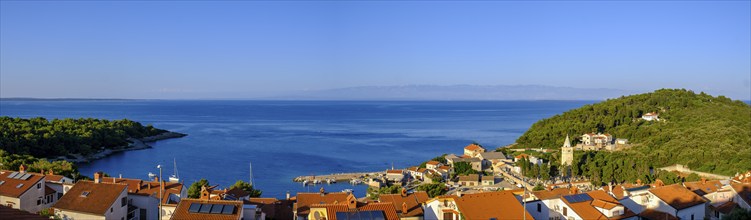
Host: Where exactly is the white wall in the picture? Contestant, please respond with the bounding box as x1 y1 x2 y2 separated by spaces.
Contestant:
546 198 582 220
18 179 46 213
129 194 159 220
423 199 460 220
677 204 705 220
525 200 549 220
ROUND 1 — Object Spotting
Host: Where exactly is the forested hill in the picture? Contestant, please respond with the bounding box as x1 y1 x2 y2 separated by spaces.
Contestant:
515 89 751 176
0 117 167 158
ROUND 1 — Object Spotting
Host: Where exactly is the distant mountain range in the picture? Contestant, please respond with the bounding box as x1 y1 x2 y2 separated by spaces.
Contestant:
270 85 636 101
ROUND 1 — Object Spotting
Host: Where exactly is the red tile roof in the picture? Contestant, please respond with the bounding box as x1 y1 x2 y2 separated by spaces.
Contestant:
649 184 706 210
683 179 723 196
453 191 534 220
378 191 429 217
310 202 400 220
170 199 243 220
0 205 49 220
0 170 45 198
562 190 636 220
532 188 572 200
247 198 294 220
426 161 440 165
731 183 751 208
100 177 184 205
464 144 484 151
294 192 350 215
53 181 127 215
386 170 403 174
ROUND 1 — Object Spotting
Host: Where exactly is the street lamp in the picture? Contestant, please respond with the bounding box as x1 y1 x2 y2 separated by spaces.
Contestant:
157 164 163 220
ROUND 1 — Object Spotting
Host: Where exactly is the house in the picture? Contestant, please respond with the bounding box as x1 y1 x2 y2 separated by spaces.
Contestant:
529 187 576 220
195 185 265 220
457 174 479 187
43 170 74 209
386 169 405 183
622 184 706 220
642 112 659 121
306 192 398 220
405 167 427 181
424 161 442 170
98 175 187 220
514 153 543 165
379 190 429 220
480 175 495 186
170 198 244 220
548 190 638 220
293 189 351 220
446 156 482 172
730 183 751 211
0 165 47 213
476 151 506 170
462 144 485 157
581 133 613 146
53 173 128 220
424 191 533 220
247 197 295 220
682 178 737 219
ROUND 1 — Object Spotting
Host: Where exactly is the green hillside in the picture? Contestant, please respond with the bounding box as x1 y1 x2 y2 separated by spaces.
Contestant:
515 89 751 176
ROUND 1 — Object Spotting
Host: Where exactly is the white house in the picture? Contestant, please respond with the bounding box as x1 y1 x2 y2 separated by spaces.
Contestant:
0 166 47 213
642 112 659 121
622 184 706 220
53 175 129 220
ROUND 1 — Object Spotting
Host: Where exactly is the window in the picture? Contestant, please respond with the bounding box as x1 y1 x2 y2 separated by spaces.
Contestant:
537 203 542 212
691 214 694 220
37 198 41 205
37 183 41 189
111 207 113 213
121 197 127 207
563 207 567 216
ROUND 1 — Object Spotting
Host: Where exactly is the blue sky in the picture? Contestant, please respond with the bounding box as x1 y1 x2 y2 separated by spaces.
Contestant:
1 1 749 99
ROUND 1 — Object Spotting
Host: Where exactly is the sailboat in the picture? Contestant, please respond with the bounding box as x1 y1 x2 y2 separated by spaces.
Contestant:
169 159 180 183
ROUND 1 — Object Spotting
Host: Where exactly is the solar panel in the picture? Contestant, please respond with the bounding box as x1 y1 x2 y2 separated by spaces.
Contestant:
188 203 202 213
563 194 593 203
199 204 213 213
19 173 32 180
221 205 235 215
210 204 223 214
7 172 19 179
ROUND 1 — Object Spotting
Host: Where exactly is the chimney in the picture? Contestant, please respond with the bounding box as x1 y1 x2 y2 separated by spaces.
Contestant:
701 178 707 184
455 191 462 197
161 181 166 191
154 176 159 182
201 185 209 200
320 187 325 196
48 170 54 175
608 182 613 192
402 202 408 214
19 164 26 173
137 180 142 191
636 179 642 185
401 188 408 197
286 191 290 200
94 172 102 183
347 194 357 209
148 183 152 190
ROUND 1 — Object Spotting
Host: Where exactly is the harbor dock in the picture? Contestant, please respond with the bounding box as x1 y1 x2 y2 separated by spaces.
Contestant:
293 171 386 183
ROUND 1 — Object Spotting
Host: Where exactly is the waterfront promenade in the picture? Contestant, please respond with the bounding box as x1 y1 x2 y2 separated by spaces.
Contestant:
293 171 386 182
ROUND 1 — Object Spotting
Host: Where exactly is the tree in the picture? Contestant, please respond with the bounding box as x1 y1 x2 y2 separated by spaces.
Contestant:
367 185 402 200
229 180 262 197
533 184 545 191
452 162 478 179
723 208 751 220
416 183 448 198
188 179 210 199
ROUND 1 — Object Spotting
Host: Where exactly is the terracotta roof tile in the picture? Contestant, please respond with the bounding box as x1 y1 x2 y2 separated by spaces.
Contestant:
648 184 706 210
426 161 440 165
52 181 127 215
170 199 243 220
453 191 533 220
561 190 636 220
464 144 484 151
295 192 350 215
100 177 184 205
310 202 399 220
0 205 49 220
638 209 679 220
378 191 429 217
683 180 723 196
247 198 294 220
532 188 572 200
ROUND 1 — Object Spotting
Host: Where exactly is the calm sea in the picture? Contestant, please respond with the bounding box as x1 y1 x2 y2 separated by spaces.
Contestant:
0 100 592 198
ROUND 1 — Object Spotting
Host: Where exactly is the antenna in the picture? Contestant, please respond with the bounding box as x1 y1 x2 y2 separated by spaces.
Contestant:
249 162 253 186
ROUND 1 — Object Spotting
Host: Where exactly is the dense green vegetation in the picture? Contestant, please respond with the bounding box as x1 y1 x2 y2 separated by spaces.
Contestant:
367 185 403 199
515 89 751 176
229 180 262 197
0 117 167 157
188 178 210 198
0 149 80 178
416 183 448 198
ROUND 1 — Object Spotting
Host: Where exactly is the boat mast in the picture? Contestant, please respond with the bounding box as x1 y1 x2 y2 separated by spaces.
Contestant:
173 158 179 178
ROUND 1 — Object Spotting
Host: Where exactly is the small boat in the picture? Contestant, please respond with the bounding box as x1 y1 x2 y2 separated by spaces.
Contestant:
326 179 336 184
313 179 322 185
349 179 362 185
148 172 156 179
342 189 353 194
169 159 180 183
302 180 310 186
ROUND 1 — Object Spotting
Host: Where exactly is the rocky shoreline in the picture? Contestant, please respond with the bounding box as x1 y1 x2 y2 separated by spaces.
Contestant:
61 131 187 163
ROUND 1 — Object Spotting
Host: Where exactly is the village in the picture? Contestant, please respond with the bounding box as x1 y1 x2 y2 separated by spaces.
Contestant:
2 123 751 220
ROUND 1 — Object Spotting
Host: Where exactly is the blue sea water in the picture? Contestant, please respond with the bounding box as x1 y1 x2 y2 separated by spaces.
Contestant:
0 100 592 198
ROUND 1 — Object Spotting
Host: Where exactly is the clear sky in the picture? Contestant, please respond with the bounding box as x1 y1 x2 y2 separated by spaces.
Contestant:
1 1 749 99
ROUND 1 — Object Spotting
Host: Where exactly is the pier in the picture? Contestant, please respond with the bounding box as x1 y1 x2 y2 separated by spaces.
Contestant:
293 171 386 183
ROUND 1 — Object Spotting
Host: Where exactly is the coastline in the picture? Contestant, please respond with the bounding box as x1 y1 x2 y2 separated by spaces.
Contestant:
61 131 187 163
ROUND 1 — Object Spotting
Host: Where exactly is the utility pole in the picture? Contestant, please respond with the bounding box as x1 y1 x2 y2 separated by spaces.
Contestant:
157 164 163 220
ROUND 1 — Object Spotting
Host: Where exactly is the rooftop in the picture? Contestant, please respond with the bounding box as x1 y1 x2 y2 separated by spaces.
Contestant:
294 191 350 215
648 184 706 210
53 181 127 215
0 170 44 198
170 198 243 220
378 191 429 217
453 191 534 220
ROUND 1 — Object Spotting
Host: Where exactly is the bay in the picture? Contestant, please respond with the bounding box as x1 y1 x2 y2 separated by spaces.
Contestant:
0 100 592 198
